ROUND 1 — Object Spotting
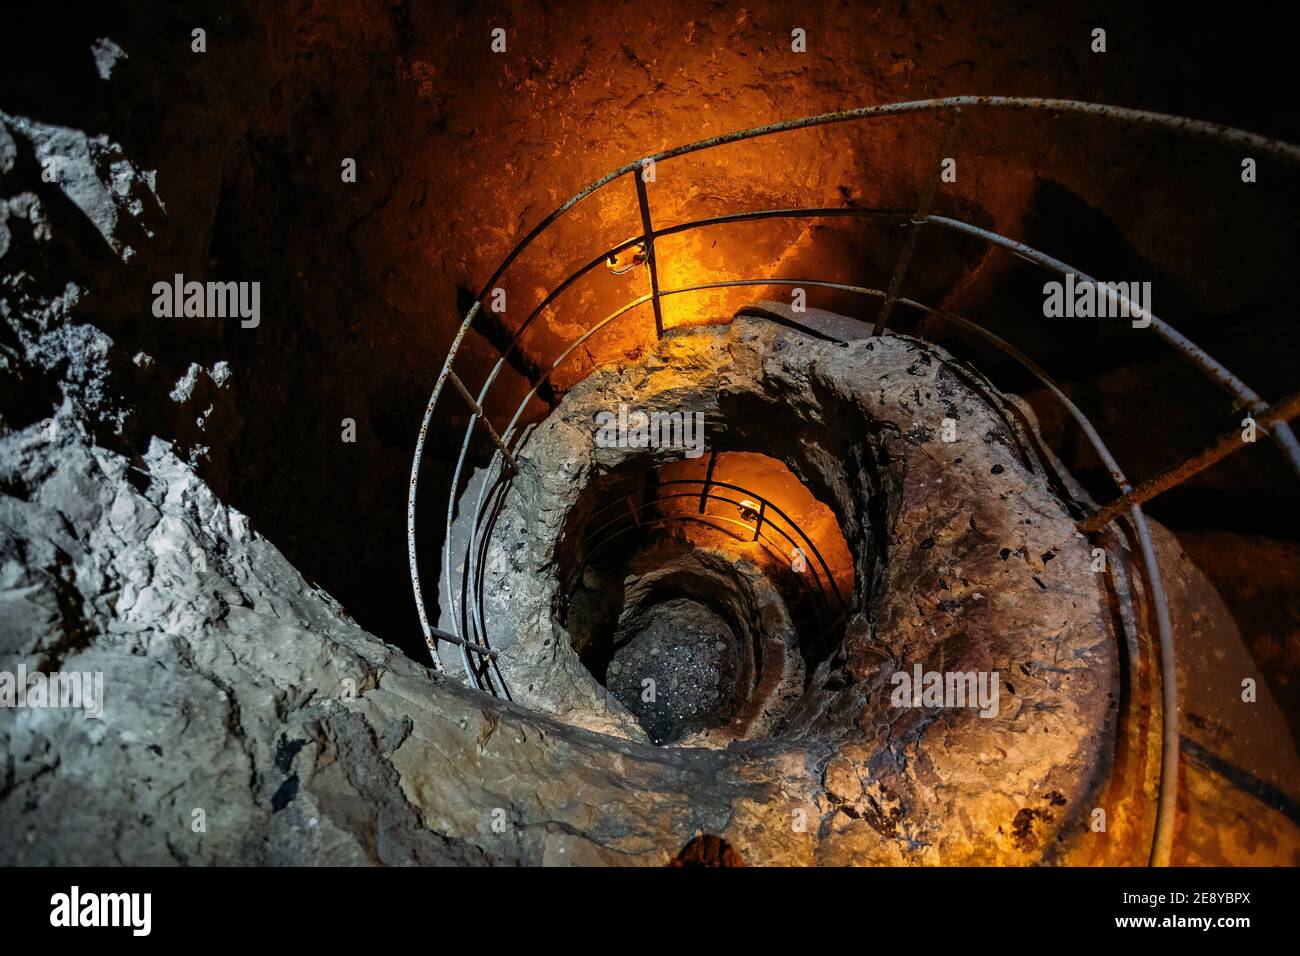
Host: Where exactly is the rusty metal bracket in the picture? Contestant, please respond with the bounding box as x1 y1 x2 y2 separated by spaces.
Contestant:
699 449 718 513
1080 389 1300 533
447 369 519 474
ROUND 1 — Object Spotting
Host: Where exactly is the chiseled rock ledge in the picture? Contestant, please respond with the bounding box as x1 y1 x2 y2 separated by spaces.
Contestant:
0 407 1107 865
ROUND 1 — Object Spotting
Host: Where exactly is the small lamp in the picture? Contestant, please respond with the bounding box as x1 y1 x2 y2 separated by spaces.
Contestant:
605 241 648 275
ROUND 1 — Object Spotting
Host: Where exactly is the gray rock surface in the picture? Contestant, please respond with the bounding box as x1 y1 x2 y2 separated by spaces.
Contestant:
4 13 1291 865
0 423 793 865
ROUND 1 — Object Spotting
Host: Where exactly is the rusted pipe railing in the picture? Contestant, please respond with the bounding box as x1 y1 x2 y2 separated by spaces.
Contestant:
699 450 717 513
634 165 666 339
1080 389 1300 533
925 214 1300 482
447 369 519 473
567 484 843 624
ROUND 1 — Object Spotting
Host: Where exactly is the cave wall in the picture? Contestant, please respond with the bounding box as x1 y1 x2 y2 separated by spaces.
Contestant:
2 1 1298 865
6 1 1298 658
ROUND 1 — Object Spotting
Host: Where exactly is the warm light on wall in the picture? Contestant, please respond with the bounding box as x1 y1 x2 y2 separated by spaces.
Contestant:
657 451 853 599
605 241 647 275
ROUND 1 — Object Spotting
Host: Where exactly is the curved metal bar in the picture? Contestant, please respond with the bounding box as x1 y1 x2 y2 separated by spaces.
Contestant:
478 206 910 409
892 296 1134 491
874 106 964 337
440 268 646 675
660 277 878 298
467 469 513 698
652 206 911 237
461 206 911 463
570 507 838 627
407 299 481 669
638 96 1300 169
1082 388 1300 531
441 226 1258 694
574 476 845 607
416 98 1300 670
446 210 896 651
574 499 832 606
462 283 868 665
569 486 841 611
458 465 511 696
452 271 1184 866
422 195 1298 676
925 214 1300 480
452 271 1185 872
887 294 1179 867
468 94 1300 311
1131 505 1178 866
655 479 847 607
484 273 1184 866
498 296 655 443
445 211 905 622
457 296 657 676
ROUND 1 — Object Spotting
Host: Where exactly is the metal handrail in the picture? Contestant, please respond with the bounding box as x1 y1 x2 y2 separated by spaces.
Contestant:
410 97 1300 869
924 215 1300 480
412 96 1300 664
450 272 1184 864
566 479 849 612
564 499 843 634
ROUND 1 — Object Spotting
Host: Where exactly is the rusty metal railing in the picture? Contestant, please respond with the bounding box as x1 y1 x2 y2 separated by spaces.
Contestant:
408 97 1300 867
562 477 849 628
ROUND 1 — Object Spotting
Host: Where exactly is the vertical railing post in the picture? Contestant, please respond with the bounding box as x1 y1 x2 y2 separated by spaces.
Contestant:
633 162 666 339
872 107 962 337
447 368 519 473
699 450 718 513
752 499 766 542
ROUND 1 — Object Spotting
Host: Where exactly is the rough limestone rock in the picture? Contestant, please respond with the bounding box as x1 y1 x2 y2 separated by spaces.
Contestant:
472 315 1120 863
0 314 1122 865
4 9 1293 866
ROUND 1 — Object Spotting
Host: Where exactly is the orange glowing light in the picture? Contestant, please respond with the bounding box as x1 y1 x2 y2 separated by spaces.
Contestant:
656 451 853 601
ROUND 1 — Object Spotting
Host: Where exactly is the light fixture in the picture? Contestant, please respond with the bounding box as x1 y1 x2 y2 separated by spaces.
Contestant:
605 241 647 275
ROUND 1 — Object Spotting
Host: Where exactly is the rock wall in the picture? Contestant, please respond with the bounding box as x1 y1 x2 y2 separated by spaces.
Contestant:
2 0 1297 866
7 1 1298 656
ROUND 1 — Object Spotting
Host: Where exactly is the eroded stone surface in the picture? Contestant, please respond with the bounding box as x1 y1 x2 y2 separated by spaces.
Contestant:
471 314 1123 862
0 306 1121 866
0 424 780 865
